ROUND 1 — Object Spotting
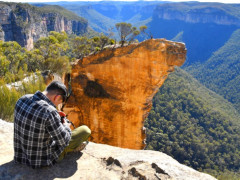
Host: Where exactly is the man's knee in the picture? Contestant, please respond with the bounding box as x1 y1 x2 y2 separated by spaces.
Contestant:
72 125 91 140
80 125 91 137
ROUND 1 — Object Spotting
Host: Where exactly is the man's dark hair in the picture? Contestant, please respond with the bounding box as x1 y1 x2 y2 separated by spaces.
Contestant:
46 81 68 101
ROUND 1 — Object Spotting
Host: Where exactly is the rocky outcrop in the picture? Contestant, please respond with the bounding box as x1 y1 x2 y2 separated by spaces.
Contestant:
153 2 240 26
0 2 88 49
63 39 186 149
0 119 216 180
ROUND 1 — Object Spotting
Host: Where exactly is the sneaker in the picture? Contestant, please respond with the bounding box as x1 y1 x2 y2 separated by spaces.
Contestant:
74 141 89 152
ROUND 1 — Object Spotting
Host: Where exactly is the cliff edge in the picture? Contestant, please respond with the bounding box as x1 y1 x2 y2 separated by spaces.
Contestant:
0 119 216 180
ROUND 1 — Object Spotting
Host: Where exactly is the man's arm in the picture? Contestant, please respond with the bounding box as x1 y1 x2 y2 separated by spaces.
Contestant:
46 110 71 148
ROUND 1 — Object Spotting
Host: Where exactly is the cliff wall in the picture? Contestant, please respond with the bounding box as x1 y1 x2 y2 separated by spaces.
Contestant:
154 3 240 26
0 2 88 50
63 39 186 149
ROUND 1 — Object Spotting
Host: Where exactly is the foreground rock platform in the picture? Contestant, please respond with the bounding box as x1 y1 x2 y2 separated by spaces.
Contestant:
0 120 216 180
64 39 187 149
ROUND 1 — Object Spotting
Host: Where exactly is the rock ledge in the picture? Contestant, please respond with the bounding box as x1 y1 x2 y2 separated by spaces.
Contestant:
0 120 216 180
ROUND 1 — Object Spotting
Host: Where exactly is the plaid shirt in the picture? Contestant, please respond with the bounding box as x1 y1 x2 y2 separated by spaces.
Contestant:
14 91 71 168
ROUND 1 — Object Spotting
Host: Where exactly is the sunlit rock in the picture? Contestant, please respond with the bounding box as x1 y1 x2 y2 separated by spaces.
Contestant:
64 39 186 149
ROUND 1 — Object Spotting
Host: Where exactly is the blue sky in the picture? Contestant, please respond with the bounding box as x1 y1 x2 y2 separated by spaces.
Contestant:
1 0 240 3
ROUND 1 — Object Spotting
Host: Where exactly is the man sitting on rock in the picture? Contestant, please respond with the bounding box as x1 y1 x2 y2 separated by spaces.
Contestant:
14 81 91 168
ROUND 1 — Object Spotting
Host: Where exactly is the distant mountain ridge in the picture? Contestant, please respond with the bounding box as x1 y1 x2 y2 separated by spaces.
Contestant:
37 1 160 33
149 2 240 64
61 5 116 33
153 2 240 26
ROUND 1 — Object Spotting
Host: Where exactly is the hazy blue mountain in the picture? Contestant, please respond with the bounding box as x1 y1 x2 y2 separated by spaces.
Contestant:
152 20 237 65
186 28 240 111
33 1 161 33
148 2 240 65
62 5 117 33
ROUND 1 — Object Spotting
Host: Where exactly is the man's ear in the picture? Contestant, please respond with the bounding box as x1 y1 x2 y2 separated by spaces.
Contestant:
57 95 62 101
53 95 60 102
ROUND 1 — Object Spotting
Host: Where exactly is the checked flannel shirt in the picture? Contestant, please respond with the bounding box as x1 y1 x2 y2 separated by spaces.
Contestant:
14 91 71 168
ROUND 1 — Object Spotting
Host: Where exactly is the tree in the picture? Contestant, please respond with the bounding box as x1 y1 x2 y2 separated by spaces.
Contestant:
115 22 140 47
72 36 91 59
1 41 25 74
25 49 44 72
99 33 110 50
0 55 10 77
34 31 69 60
44 56 71 76
139 25 152 39
34 31 70 75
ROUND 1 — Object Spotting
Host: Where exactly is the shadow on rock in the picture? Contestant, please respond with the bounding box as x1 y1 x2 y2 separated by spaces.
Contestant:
0 152 83 180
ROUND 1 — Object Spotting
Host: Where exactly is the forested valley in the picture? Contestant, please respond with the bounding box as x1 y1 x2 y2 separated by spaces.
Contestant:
145 68 240 179
1 1 240 179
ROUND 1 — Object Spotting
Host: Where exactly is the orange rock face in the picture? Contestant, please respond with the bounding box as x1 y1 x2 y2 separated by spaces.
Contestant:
63 39 186 149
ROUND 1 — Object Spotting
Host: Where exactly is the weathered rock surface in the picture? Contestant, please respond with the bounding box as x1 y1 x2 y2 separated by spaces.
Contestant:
0 119 216 180
63 39 186 149
0 2 88 49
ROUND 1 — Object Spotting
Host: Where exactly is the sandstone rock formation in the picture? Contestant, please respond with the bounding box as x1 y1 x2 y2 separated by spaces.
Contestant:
0 2 88 49
0 119 216 180
63 39 186 149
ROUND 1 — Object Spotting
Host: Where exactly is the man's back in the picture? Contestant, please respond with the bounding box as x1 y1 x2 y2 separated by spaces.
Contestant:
14 91 71 168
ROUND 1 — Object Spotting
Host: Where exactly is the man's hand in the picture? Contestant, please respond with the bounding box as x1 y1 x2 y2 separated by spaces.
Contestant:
62 120 71 128
58 111 66 124
58 111 71 128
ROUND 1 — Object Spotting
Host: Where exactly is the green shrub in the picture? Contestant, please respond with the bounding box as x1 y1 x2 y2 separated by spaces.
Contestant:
0 73 46 122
